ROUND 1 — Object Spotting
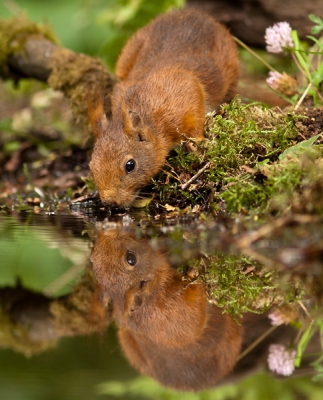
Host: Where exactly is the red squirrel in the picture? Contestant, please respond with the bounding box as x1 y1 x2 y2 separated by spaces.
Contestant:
88 9 238 207
90 228 242 391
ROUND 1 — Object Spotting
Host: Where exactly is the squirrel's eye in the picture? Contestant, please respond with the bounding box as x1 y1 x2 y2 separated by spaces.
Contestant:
125 159 136 174
126 250 137 266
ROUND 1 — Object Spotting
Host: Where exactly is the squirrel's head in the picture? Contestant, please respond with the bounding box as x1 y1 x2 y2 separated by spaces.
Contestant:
88 86 169 208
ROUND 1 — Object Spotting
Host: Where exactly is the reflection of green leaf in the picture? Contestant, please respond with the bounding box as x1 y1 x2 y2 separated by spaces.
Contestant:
0 219 85 297
295 321 315 367
0 118 13 132
279 133 322 161
98 376 202 400
97 372 323 400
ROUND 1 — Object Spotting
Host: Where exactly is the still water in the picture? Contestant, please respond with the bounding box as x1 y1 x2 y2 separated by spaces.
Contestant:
0 211 138 400
1 209 323 400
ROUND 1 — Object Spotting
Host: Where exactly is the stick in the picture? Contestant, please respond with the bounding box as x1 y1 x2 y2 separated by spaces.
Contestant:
294 82 313 110
181 162 211 190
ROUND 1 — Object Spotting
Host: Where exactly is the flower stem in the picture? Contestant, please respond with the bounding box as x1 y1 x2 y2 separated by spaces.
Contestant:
238 324 279 360
291 30 312 82
234 36 276 72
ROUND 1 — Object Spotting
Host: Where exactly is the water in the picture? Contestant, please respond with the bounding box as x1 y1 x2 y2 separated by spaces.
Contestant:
1 209 323 399
0 211 138 400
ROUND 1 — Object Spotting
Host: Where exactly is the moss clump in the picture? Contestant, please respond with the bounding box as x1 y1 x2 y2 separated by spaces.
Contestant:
0 13 57 67
0 302 57 357
150 98 323 214
48 49 117 126
223 143 323 214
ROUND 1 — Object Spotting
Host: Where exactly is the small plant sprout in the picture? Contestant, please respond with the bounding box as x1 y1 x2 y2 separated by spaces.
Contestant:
268 344 297 376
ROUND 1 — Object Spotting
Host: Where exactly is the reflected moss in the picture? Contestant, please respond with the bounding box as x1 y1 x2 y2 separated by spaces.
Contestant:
201 254 277 319
0 301 57 357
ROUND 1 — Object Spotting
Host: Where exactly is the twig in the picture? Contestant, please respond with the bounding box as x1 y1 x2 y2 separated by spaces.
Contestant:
313 85 323 103
181 162 211 190
43 263 85 297
238 324 279 360
297 300 311 318
236 214 319 249
294 82 313 110
238 247 282 270
70 191 99 203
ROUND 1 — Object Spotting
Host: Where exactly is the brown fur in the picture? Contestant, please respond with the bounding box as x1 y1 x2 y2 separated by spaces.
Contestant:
88 9 239 207
90 229 242 391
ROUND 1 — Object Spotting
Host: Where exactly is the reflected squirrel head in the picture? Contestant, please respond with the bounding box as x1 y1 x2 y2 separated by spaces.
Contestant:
90 228 208 346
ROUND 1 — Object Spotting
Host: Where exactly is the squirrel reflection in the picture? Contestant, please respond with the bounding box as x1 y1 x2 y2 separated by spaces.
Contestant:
90 227 242 391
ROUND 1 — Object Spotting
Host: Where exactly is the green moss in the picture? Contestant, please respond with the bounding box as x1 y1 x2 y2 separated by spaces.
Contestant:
222 140 323 214
151 98 322 215
0 13 57 66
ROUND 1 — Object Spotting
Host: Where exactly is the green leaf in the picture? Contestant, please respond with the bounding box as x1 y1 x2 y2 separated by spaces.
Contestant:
308 14 323 25
311 26 323 35
291 30 311 80
3 141 21 153
279 133 323 161
307 35 323 50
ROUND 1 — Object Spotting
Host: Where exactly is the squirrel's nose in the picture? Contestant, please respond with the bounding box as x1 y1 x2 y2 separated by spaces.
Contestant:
103 200 118 208
102 200 126 210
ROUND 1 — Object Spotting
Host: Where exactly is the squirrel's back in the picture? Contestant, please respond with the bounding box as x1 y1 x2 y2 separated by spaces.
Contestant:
116 8 238 109
89 9 239 207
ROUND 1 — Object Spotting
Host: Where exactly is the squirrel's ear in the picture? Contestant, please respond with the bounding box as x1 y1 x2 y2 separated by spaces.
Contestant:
124 109 142 134
125 85 137 102
128 110 141 127
88 284 110 332
87 94 109 139
130 294 143 312
123 86 142 133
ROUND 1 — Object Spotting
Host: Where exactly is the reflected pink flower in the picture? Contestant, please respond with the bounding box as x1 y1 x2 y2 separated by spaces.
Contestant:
265 22 294 53
268 309 285 326
268 305 298 326
268 344 296 376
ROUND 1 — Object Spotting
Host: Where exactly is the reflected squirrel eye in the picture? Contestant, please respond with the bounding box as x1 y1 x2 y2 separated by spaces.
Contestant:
126 250 137 266
125 159 136 174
